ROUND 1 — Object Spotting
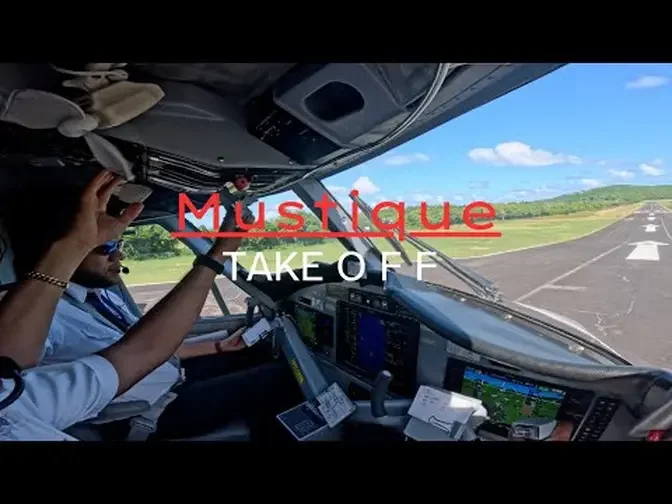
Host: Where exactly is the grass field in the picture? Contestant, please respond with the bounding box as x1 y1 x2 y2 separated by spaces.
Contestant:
123 203 640 286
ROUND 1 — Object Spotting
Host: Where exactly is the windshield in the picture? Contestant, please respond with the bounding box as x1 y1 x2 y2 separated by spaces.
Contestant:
187 187 351 277
240 190 350 269
319 63 672 371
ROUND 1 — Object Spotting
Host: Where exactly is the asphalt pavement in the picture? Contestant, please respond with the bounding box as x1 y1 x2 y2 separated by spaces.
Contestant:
396 202 672 369
128 203 672 369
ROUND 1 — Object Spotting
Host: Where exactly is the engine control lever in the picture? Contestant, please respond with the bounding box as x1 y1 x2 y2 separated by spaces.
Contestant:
371 370 393 418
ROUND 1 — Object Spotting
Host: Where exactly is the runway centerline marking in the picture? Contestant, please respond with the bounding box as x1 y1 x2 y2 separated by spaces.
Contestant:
515 241 628 303
626 241 668 261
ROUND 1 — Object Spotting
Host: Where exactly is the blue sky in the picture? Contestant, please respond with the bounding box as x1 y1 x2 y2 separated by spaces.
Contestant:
192 63 672 223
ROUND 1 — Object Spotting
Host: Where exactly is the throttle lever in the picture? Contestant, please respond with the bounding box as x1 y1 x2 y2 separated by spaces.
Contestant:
371 370 393 418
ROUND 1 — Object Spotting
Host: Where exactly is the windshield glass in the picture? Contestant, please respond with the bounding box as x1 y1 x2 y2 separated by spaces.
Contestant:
321 63 672 370
242 190 350 269
188 188 350 273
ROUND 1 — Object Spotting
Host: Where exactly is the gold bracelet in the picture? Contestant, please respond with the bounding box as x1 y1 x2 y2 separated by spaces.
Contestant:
25 271 69 289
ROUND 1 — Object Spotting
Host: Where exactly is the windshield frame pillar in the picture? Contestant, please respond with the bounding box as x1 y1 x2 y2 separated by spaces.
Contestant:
289 178 383 270
157 215 277 309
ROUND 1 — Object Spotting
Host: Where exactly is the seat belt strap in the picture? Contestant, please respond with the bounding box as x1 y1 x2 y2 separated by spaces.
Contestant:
126 391 178 441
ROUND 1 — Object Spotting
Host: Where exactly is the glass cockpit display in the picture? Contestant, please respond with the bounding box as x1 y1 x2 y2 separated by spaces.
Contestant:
444 358 595 439
336 294 420 395
461 367 565 426
290 304 334 354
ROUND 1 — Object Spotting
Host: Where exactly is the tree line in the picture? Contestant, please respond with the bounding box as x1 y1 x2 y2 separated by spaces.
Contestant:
124 184 672 259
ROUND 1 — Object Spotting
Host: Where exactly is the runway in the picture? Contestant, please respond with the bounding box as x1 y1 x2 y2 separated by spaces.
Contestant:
396 202 672 369
128 202 672 369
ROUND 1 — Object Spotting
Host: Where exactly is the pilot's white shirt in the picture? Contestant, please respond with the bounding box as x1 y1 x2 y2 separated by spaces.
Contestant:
40 282 180 406
0 355 119 441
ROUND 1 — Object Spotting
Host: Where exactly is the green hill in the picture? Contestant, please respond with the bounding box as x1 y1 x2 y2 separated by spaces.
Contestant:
374 184 672 228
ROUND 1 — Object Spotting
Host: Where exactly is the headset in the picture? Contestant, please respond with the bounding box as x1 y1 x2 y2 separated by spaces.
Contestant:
0 356 24 411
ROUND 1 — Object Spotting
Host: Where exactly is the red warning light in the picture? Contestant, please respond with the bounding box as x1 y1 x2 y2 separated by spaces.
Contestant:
646 430 665 441
234 176 250 191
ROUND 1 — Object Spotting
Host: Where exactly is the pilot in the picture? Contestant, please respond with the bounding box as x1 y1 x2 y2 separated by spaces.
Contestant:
0 170 301 441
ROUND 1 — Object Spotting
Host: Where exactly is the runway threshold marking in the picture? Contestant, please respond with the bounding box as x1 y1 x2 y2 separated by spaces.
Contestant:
515 241 627 303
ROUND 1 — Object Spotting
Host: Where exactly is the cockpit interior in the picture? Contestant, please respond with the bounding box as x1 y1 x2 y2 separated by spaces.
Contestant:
252 265 670 442
1 62 672 442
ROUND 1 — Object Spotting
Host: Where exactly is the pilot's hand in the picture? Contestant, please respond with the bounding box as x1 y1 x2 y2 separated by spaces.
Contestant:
216 326 247 352
66 170 144 251
210 205 254 256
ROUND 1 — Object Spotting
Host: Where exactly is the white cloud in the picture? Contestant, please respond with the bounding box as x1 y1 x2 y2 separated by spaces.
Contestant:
653 158 664 166
410 193 432 202
581 178 602 188
436 196 444 204
625 76 669 89
327 185 347 193
468 141 582 167
454 195 464 202
383 153 430 165
639 163 665 176
597 160 607 166
352 176 380 195
608 169 635 180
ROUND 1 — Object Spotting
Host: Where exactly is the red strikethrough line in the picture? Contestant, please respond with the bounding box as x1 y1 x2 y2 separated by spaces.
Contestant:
171 231 395 238
171 231 501 239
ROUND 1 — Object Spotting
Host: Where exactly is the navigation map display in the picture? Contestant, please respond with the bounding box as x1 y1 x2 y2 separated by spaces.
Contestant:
443 358 594 439
461 367 565 426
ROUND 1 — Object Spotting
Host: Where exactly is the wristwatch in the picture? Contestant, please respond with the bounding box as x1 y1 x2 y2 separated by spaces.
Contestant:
193 254 225 275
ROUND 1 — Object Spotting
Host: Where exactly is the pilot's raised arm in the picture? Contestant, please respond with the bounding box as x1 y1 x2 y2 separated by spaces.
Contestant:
0 170 249 440
0 171 139 368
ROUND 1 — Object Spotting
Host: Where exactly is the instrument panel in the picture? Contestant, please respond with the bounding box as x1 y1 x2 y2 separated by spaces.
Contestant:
335 295 420 396
284 284 624 441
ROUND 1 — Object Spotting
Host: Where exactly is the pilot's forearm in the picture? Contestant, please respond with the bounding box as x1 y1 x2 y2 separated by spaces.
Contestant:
176 340 220 359
0 238 88 368
100 247 224 395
